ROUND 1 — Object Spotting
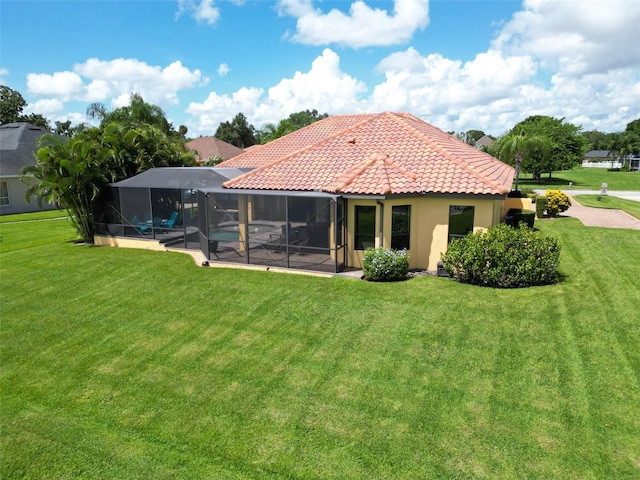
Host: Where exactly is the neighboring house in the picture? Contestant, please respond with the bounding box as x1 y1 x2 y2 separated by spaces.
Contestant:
583 150 612 161
96 112 515 273
582 150 620 168
186 136 245 164
0 122 58 215
475 135 494 149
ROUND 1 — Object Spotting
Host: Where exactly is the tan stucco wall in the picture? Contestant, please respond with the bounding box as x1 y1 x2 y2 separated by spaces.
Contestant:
347 196 503 272
94 235 166 251
503 197 533 215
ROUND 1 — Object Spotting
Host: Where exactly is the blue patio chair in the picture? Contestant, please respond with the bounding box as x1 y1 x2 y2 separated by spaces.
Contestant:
131 215 150 234
161 211 180 229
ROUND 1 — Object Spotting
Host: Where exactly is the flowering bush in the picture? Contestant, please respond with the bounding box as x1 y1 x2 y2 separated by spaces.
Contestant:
440 223 560 288
545 189 571 217
362 248 409 282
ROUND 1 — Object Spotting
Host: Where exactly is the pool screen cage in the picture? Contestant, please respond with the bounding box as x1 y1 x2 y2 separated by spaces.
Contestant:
201 191 346 273
96 170 346 273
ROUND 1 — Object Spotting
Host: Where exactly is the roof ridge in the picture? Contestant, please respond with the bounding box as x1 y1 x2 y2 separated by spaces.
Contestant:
389 113 511 193
223 113 382 188
330 152 382 192
328 151 421 194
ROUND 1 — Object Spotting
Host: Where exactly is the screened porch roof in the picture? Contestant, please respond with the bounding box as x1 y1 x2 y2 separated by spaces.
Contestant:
110 167 250 190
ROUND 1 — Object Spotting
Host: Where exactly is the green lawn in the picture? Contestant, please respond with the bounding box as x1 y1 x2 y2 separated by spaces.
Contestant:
0 210 76 254
2 214 639 479
574 195 640 220
519 167 640 191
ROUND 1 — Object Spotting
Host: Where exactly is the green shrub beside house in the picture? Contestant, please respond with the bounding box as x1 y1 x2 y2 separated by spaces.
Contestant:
441 223 560 288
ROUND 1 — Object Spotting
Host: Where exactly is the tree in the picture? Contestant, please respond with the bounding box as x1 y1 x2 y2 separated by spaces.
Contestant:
0 86 51 129
625 118 640 136
466 129 486 144
491 130 553 190
22 134 108 242
1 85 27 124
87 93 173 135
215 112 257 148
22 96 196 243
491 116 587 182
257 109 329 144
581 130 616 151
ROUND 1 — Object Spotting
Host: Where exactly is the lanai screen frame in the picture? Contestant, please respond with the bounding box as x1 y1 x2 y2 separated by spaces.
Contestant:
200 188 347 273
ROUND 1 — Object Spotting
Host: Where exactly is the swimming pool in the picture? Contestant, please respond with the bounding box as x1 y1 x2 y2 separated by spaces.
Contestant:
209 223 281 242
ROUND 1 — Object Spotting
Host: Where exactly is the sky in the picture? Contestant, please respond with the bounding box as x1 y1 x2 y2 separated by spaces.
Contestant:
1 0 639 138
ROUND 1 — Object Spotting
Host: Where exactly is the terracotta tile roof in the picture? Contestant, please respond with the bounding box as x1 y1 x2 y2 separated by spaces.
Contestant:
222 112 514 196
186 137 245 163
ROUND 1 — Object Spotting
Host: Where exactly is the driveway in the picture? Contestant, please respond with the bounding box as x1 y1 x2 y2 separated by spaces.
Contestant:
534 190 640 230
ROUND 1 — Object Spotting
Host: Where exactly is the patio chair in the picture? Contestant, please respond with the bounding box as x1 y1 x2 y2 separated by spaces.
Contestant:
161 211 180 229
130 215 150 234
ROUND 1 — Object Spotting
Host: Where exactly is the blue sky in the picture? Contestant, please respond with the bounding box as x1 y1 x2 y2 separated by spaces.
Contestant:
2 0 639 137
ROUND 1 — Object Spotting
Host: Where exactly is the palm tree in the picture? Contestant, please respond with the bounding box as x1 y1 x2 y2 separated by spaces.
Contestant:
493 131 553 189
21 134 108 243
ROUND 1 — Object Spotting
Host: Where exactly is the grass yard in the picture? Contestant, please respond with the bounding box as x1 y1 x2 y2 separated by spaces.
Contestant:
518 167 640 191
573 195 640 220
0 210 76 254
1 213 639 479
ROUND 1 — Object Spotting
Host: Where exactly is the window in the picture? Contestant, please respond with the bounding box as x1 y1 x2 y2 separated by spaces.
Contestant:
355 205 376 250
391 205 411 250
0 182 9 206
448 206 474 242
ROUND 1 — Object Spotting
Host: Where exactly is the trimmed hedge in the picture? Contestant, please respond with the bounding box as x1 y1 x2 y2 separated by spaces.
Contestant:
505 209 535 228
363 248 409 282
441 223 561 288
536 196 547 218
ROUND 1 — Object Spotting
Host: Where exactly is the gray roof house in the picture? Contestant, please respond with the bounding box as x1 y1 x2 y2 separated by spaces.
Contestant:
583 150 612 160
0 122 58 215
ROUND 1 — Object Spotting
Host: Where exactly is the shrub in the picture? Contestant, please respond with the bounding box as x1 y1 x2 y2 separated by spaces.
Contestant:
507 190 527 198
440 223 561 288
536 196 547 219
545 189 571 217
505 209 535 228
363 248 409 282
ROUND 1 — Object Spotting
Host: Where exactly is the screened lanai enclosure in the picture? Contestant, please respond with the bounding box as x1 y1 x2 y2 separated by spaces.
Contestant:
96 167 347 273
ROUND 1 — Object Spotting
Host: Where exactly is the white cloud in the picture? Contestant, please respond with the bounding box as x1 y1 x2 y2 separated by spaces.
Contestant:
26 98 64 116
27 71 85 100
186 87 265 134
218 63 230 77
278 0 429 48
372 48 537 122
494 0 640 77
26 58 206 108
176 0 220 25
263 49 367 119
0 67 8 84
186 49 367 134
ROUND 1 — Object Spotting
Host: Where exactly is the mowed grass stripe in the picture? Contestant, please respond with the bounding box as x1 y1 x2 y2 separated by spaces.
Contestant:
2 213 640 478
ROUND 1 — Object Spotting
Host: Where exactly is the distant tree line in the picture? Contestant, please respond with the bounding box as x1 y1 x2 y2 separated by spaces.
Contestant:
213 109 329 148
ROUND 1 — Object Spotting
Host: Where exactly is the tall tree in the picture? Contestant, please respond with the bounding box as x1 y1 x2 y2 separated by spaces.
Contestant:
258 109 329 143
86 93 172 135
23 96 195 243
215 113 257 148
0 85 27 124
491 116 587 182
0 86 51 129
22 134 108 242
492 131 553 190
